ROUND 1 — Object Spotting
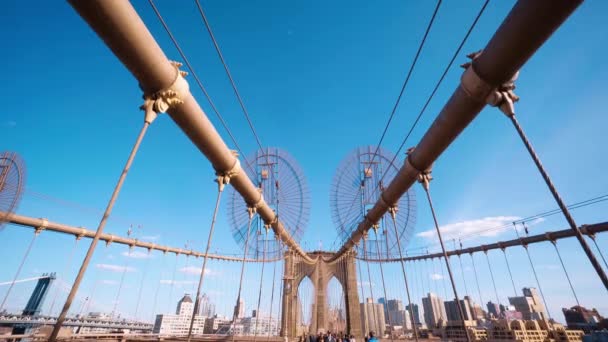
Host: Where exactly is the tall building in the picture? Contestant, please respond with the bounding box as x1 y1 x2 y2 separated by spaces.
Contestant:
360 297 386 335
385 299 406 327
406 304 421 325
154 294 206 336
422 293 447 328
176 294 194 316
388 309 411 330
444 299 473 321
234 298 245 319
199 293 216 317
487 302 500 318
508 288 548 321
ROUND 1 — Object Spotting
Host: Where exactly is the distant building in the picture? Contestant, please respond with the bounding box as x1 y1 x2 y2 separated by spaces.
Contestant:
360 297 386 335
234 299 245 319
153 294 206 336
444 298 473 321
199 293 216 317
509 288 548 321
204 315 231 334
422 293 447 328
487 302 500 318
388 309 411 330
241 314 279 336
406 303 421 325
563 306 607 333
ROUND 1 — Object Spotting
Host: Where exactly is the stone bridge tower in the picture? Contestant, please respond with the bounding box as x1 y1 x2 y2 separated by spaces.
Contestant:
281 250 362 338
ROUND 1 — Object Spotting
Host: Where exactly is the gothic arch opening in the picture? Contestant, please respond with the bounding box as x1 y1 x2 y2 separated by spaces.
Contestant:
297 276 314 335
327 276 346 334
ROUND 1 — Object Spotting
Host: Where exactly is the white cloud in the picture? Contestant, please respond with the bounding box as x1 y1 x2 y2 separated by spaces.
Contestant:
121 250 153 259
416 216 521 242
179 266 218 277
96 263 136 273
430 273 444 280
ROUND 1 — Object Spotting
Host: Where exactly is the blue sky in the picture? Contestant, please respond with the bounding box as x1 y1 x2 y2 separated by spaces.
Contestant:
1 0 607 325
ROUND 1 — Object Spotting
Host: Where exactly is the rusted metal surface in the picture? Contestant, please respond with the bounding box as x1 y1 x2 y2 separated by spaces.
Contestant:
358 222 608 263
1 212 282 263
332 0 582 260
67 0 311 262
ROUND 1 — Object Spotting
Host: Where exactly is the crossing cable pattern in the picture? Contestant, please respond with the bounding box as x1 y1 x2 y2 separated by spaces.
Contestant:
361 0 489 210
193 0 266 156
367 0 442 168
147 0 256 176
336 1 443 244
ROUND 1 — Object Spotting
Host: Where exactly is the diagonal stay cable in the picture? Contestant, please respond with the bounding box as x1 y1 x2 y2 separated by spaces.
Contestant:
368 0 443 168
364 0 490 207
193 0 265 154
147 0 256 175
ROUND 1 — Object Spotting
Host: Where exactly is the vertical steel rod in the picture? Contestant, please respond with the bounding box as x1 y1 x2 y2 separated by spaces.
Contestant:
509 114 608 290
423 186 471 342
50 120 151 342
231 212 255 341
484 252 501 306
501 249 518 296
469 254 484 312
373 229 394 342
389 212 419 341
552 241 580 306
0 233 38 312
187 187 223 340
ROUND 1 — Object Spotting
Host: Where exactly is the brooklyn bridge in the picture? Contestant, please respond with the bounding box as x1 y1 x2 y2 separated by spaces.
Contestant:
0 0 607 341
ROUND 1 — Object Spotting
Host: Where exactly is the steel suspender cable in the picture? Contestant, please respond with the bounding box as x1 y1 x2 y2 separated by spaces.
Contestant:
48 239 79 316
507 113 608 291
551 240 580 306
268 243 278 340
232 210 255 341
50 113 156 342
419 175 470 342
188 182 225 341
440 256 449 300
388 209 419 341
147 0 256 176
277 239 284 337
469 253 483 312
253 228 268 342
168 253 179 312
484 251 500 306
368 0 442 167
501 248 517 296
113 231 134 318
363 237 377 335
589 234 608 270
373 228 394 342
515 223 551 320
134 249 152 320
456 240 469 298
150 251 167 322
0 231 38 312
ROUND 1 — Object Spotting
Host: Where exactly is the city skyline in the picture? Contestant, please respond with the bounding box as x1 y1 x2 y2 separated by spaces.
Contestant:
0 0 607 338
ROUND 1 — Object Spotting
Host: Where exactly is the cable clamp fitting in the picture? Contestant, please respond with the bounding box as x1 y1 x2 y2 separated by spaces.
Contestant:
461 50 520 117
216 152 241 191
140 61 189 122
